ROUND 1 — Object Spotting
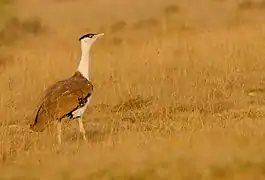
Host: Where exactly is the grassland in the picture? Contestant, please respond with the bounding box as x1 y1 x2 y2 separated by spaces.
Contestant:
1 0 265 179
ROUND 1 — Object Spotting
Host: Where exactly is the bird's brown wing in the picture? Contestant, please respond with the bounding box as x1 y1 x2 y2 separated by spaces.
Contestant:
47 79 93 119
30 72 93 131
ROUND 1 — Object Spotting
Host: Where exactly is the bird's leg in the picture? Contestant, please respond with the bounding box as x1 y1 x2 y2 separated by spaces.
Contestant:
57 120 62 145
78 117 87 141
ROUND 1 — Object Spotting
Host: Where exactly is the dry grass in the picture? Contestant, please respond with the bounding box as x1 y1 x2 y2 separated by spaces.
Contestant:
1 0 265 179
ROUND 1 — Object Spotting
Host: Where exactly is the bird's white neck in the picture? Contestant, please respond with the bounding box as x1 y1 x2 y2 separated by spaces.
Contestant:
77 43 92 80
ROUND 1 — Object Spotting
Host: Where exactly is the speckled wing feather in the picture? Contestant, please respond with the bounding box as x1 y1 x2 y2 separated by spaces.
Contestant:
30 71 93 132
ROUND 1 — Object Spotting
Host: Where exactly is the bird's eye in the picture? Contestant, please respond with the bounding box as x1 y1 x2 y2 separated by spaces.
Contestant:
89 34 94 38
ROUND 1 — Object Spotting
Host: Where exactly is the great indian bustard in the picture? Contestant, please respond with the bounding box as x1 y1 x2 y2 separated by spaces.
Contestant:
29 33 104 144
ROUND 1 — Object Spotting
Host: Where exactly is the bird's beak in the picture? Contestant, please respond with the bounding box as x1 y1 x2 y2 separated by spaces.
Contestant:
95 33 104 39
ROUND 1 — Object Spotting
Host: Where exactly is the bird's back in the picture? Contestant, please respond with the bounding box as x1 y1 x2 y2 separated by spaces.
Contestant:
30 71 93 132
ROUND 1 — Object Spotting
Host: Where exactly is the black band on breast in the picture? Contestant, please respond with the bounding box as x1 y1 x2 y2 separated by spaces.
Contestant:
59 92 92 120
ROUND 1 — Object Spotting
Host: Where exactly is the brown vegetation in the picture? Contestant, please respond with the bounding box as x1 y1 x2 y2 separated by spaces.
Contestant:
0 17 45 46
238 0 265 10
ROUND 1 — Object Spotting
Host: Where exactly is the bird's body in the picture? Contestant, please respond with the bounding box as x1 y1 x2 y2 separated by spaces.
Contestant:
30 71 93 132
29 33 104 144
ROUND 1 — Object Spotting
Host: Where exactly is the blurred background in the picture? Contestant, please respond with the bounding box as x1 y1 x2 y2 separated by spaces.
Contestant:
1 0 265 179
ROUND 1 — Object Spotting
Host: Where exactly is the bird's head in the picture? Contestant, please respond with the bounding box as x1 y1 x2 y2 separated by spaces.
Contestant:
79 33 104 51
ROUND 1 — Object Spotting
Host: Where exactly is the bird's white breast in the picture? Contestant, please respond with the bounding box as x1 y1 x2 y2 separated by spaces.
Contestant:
72 97 91 118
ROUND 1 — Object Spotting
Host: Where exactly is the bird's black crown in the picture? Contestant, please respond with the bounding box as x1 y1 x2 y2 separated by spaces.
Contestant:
79 33 97 41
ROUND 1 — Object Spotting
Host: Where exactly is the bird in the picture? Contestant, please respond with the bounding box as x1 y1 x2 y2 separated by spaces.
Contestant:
29 33 104 144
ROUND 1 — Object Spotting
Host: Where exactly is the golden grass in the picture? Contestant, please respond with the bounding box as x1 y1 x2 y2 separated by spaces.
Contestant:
1 0 265 179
